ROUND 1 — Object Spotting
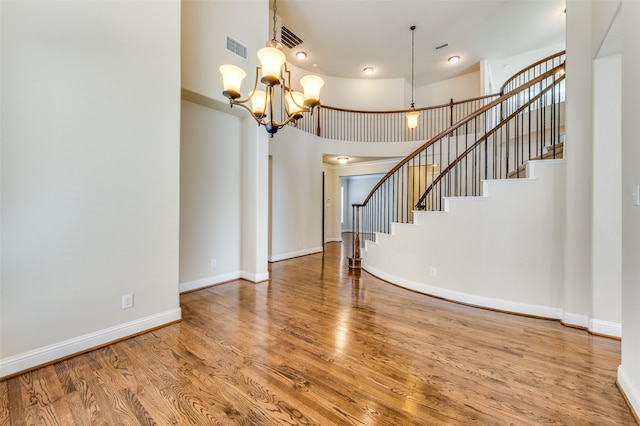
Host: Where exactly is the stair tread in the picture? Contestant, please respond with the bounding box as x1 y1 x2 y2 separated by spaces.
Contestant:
507 143 564 178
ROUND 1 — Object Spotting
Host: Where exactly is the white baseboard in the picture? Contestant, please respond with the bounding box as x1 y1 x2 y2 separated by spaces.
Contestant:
240 271 269 283
269 246 323 262
562 312 590 329
363 263 623 338
618 365 640 420
0 308 182 379
362 263 563 320
589 318 622 338
179 271 242 293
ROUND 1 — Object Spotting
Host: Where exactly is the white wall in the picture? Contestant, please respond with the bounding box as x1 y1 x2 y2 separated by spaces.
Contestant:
620 0 640 418
415 71 481 106
181 0 269 284
182 0 266 103
363 161 566 318
179 100 242 292
592 54 622 326
487 42 566 93
269 127 324 261
563 0 594 329
1 0 181 376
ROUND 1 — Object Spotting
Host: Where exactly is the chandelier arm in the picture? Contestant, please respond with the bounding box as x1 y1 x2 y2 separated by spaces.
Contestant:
228 101 265 125
232 66 263 106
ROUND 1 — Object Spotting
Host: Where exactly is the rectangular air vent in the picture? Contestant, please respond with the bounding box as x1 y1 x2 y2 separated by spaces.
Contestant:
281 26 303 49
226 35 248 60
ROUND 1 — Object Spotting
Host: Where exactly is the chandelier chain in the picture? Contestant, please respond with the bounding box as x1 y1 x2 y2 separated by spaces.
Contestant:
272 0 278 41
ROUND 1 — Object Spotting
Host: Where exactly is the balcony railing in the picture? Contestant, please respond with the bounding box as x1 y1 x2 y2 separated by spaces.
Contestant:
294 95 499 142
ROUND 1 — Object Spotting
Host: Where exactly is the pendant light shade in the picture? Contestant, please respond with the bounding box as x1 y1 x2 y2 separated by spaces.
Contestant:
406 110 420 129
406 25 420 130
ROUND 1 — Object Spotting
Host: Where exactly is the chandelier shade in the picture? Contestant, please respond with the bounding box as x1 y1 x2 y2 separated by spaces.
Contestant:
257 46 286 85
219 64 246 100
285 91 305 118
219 0 323 136
251 90 267 117
300 75 324 107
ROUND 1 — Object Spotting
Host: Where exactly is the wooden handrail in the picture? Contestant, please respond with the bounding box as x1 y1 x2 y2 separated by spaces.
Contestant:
500 50 566 94
318 94 498 115
360 62 566 207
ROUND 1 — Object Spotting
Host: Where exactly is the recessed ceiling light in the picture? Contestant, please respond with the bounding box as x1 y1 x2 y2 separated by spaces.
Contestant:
363 67 374 75
296 51 307 60
337 156 349 164
448 55 460 64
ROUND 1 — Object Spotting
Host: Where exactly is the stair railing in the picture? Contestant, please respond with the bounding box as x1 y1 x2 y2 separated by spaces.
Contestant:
500 50 566 119
349 62 565 265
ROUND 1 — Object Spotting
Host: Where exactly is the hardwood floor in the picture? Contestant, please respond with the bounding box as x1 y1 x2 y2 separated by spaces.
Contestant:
1 237 636 425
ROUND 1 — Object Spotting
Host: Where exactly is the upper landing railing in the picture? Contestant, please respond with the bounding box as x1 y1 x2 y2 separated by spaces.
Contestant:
295 95 498 142
292 51 565 145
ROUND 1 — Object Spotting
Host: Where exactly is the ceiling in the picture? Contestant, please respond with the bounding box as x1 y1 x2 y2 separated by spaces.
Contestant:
276 0 566 87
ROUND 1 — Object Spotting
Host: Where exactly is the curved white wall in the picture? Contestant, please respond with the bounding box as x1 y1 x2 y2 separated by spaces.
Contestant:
363 161 567 320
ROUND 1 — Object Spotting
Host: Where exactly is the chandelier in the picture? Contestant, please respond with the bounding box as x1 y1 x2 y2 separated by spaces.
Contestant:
406 25 420 129
219 0 324 136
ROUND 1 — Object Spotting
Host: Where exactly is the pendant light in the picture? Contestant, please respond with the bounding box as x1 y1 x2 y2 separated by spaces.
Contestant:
406 25 420 129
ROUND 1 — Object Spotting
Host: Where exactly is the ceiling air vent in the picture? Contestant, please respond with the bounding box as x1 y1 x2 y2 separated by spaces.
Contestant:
281 26 303 49
226 35 248 60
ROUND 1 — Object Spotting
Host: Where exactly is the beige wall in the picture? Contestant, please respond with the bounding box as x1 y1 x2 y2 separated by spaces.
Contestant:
179 100 242 291
1 0 181 376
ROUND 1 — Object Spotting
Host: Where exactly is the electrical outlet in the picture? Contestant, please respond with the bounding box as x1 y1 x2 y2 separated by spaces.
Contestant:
211 258 217 268
122 293 134 309
429 266 437 277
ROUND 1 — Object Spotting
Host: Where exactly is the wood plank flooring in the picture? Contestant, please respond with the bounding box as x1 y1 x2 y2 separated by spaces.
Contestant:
1 236 637 425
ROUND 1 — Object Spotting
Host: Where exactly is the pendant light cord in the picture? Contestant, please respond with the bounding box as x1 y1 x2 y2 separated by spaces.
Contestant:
410 25 416 110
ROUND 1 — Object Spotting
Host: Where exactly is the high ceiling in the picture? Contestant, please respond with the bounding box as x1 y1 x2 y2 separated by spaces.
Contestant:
276 0 566 87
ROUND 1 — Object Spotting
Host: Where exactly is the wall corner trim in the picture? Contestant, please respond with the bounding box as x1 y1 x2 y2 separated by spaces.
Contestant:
618 365 640 421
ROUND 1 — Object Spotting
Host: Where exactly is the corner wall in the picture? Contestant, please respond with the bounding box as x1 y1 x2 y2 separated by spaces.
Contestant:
620 0 640 418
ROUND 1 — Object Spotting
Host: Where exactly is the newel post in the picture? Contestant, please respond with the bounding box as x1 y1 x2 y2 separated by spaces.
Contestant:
348 204 362 270
316 105 322 137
